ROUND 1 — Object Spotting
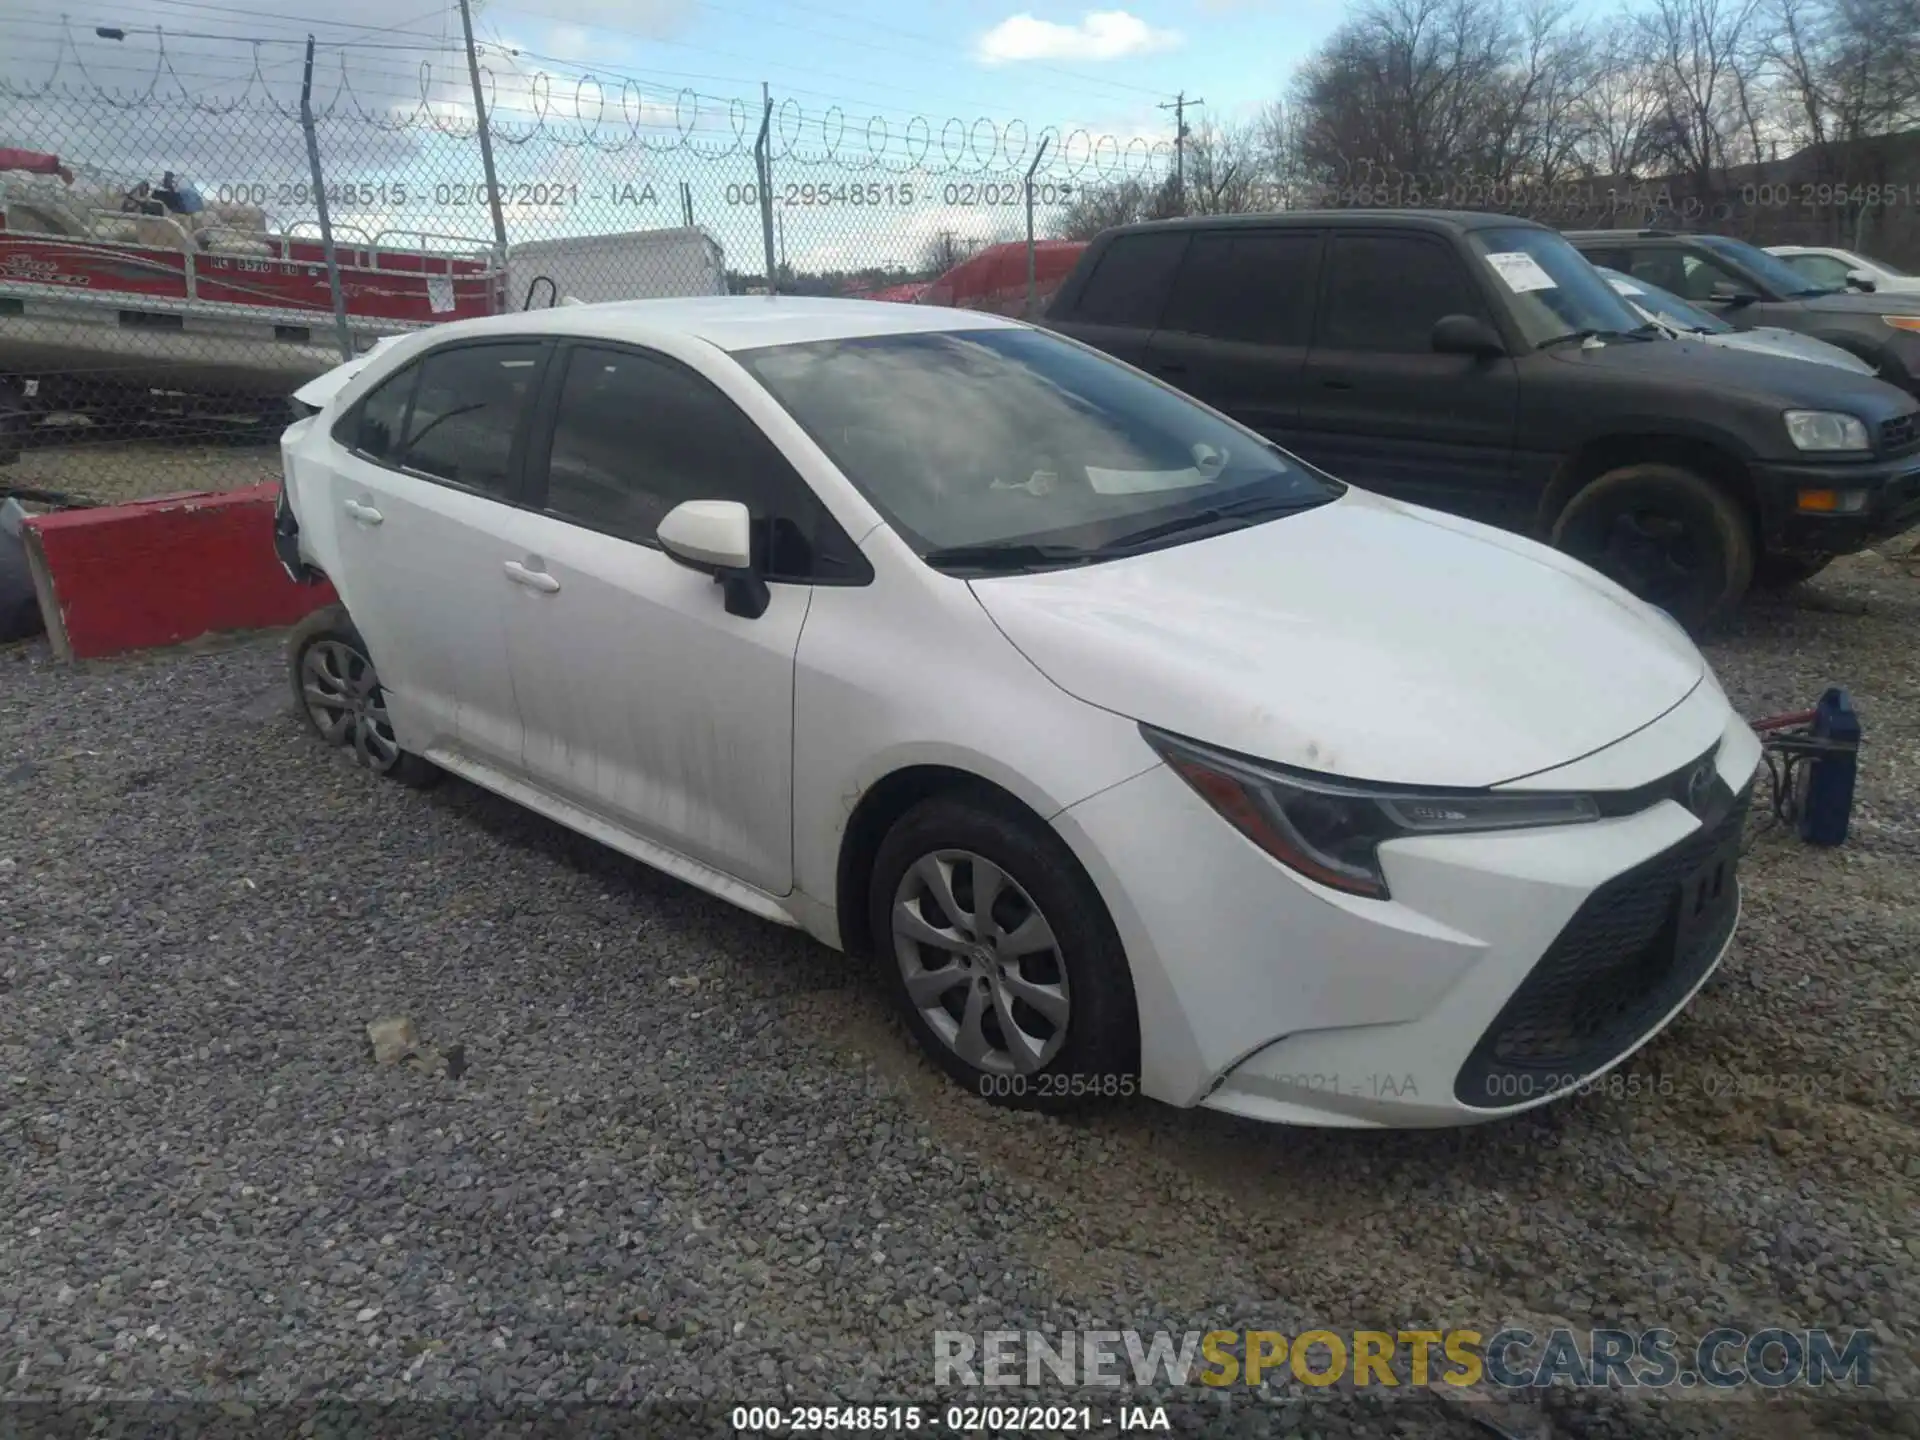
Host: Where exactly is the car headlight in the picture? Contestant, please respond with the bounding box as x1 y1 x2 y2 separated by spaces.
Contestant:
1142 726 1600 900
1783 410 1870 452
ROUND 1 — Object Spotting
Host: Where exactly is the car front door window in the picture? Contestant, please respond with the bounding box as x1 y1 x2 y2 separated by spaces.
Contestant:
540 345 861 581
1319 234 1489 351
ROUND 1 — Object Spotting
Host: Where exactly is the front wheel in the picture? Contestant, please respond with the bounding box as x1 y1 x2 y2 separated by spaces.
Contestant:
286 606 439 788
869 792 1138 1112
1551 463 1754 631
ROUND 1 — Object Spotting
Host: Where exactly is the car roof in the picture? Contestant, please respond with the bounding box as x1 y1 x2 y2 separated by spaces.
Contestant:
383 295 1022 354
1101 209 1544 238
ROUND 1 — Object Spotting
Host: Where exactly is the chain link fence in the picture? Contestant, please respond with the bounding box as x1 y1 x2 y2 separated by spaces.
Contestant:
0 37 1174 505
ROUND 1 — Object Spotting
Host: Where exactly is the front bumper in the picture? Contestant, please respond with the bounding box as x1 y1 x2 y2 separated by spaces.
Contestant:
1751 452 1920 554
1050 683 1762 1127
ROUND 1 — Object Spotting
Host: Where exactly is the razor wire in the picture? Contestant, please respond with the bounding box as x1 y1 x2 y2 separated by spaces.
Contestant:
1 35 1178 503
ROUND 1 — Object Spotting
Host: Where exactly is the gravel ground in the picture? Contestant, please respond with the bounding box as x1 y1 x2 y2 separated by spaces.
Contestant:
1 548 1916 1439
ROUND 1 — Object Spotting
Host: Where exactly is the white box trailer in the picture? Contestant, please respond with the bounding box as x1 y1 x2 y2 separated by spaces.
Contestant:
504 225 727 308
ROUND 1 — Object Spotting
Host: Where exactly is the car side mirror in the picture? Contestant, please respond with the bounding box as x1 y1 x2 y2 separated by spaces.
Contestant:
1431 313 1506 358
1847 270 1877 293
657 499 769 619
1709 283 1759 308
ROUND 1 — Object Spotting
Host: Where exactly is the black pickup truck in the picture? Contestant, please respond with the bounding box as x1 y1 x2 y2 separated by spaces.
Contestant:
1042 210 1920 627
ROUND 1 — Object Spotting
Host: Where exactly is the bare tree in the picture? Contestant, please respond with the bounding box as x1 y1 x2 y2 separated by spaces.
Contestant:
1638 0 1765 200
1053 175 1182 240
1577 23 1666 180
1182 118 1265 215
1288 0 1597 191
920 230 982 276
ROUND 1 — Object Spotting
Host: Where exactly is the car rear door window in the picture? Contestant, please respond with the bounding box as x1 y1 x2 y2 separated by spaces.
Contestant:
347 364 417 462
1069 232 1188 328
1160 230 1321 344
1318 234 1487 352
536 344 861 582
396 343 545 495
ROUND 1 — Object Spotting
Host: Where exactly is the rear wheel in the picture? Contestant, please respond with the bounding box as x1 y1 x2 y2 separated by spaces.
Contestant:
1551 463 1754 631
1751 554 1833 590
869 791 1137 1112
287 606 439 788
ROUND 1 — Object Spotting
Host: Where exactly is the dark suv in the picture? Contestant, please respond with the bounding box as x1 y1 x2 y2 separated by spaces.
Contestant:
1043 210 1920 625
1565 229 1920 395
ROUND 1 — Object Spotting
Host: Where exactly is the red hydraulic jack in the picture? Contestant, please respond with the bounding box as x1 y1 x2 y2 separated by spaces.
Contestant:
1750 688 1861 847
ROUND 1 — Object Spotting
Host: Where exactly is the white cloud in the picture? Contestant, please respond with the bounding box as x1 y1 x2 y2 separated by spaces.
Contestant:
974 10 1182 66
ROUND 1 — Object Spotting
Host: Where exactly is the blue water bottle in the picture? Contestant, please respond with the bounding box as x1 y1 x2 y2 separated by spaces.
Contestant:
1800 687 1860 847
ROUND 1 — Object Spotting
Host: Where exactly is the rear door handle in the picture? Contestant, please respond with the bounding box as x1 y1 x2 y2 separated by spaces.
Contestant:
503 560 560 593
1321 379 1355 391
343 498 383 525
1154 360 1188 375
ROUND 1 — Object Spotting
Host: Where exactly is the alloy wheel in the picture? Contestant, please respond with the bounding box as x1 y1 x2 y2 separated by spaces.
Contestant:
891 849 1070 1075
299 638 403 773
1596 508 1709 611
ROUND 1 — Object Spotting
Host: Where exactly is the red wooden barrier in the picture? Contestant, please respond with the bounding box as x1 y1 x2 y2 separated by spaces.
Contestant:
21 482 337 661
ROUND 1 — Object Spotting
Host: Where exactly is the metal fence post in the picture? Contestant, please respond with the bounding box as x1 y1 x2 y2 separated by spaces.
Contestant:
1024 135 1052 318
299 36 354 362
755 85 777 294
458 0 509 255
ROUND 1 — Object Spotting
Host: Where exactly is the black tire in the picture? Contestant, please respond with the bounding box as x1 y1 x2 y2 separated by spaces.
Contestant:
1751 554 1833 590
869 790 1138 1113
286 605 440 788
1550 462 1754 631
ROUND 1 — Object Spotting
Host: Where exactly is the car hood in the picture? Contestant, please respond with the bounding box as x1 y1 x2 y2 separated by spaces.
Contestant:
1545 334 1913 417
968 490 1706 788
1705 326 1878 375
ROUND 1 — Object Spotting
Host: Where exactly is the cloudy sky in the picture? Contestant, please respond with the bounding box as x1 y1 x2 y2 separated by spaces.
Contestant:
0 1 1351 272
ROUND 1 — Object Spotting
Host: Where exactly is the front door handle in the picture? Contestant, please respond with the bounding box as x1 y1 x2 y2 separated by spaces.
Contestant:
343 498 383 525
503 560 560 593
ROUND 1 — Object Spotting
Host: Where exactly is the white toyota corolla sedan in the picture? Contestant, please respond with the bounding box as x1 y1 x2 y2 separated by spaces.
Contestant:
274 296 1759 1128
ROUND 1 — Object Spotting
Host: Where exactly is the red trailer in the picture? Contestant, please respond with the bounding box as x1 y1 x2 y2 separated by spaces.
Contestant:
1 163 504 446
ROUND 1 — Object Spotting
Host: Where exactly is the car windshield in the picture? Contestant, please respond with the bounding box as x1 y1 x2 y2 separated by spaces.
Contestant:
1699 235 1837 297
1597 267 1732 335
1465 226 1652 348
737 326 1341 571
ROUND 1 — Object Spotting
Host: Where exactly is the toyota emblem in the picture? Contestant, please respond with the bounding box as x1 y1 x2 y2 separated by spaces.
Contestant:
1685 760 1717 816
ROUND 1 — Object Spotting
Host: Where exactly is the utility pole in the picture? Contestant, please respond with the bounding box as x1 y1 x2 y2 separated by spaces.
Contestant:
457 0 508 255
1158 91 1203 213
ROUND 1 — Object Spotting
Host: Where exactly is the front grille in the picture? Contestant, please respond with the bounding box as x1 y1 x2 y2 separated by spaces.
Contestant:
1881 414 1918 454
1453 783 1751 1107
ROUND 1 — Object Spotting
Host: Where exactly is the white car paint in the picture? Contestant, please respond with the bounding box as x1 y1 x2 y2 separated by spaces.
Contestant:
279 296 1759 1128
1766 245 1920 294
